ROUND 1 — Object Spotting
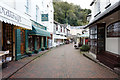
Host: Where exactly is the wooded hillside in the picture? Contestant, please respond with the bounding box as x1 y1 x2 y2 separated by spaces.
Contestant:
53 1 91 26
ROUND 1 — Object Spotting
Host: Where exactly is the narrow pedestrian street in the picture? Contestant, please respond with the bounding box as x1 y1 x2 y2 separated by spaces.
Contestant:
10 44 118 78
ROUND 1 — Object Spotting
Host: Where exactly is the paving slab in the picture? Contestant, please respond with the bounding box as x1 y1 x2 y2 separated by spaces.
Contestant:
2 50 49 79
8 44 118 78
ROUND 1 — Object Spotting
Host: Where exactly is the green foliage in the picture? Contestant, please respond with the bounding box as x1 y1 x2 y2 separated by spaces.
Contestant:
26 48 32 56
26 48 32 54
53 1 91 26
80 45 90 51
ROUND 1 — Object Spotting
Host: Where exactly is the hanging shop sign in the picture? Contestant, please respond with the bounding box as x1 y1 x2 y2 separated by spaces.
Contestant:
41 14 48 21
0 2 32 30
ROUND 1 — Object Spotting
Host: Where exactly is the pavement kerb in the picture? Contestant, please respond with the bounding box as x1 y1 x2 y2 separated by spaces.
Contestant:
4 49 51 80
82 52 119 76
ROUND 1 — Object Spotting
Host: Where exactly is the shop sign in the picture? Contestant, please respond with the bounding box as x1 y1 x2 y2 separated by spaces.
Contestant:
41 14 48 21
0 6 21 22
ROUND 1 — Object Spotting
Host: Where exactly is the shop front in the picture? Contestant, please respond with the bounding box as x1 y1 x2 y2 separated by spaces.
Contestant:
85 1 120 69
0 2 32 61
53 34 67 47
27 20 50 53
79 33 89 45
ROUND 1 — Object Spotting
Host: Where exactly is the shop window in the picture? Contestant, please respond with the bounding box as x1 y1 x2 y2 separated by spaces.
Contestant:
90 24 105 54
20 30 25 55
107 21 120 37
89 26 98 54
3 23 13 58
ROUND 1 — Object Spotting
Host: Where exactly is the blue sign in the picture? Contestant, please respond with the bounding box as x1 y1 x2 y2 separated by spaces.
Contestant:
41 14 48 21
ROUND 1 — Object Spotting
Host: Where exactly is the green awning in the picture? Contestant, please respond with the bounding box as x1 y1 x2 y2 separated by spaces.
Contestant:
28 25 51 37
79 33 89 37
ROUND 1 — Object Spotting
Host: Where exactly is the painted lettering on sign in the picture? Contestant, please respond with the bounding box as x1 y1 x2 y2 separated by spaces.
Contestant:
0 6 21 22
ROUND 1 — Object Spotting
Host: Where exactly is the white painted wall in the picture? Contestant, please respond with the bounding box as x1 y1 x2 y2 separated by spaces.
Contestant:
30 0 42 23
1 0 15 9
106 38 120 54
90 0 119 22
70 28 83 35
40 0 54 33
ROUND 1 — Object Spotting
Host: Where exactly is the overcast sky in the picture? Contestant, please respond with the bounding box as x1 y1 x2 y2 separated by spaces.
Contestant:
63 0 93 9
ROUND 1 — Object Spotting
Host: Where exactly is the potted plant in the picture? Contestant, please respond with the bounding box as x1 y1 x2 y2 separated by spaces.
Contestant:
34 49 39 54
80 45 90 52
26 48 32 57
41 47 45 51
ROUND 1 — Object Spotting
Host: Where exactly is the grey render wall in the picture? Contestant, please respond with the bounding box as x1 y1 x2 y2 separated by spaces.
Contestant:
0 21 2 51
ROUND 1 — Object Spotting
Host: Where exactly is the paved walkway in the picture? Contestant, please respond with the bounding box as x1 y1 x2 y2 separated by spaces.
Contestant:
2 50 49 79
9 44 118 78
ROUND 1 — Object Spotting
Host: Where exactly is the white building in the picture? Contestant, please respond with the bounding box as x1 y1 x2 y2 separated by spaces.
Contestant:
0 0 54 61
70 26 89 45
0 0 32 61
86 0 120 70
53 21 70 47
39 0 54 48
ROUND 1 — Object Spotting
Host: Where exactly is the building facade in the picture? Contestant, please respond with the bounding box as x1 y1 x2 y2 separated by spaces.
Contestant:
40 0 54 48
0 0 32 61
86 0 120 69
70 26 89 45
0 0 53 61
53 21 70 47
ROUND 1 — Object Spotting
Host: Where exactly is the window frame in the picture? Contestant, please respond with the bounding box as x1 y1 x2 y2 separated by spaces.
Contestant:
107 21 120 37
25 0 29 13
36 5 39 21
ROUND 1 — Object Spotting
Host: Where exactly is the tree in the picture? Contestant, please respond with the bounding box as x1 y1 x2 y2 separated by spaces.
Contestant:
53 1 91 26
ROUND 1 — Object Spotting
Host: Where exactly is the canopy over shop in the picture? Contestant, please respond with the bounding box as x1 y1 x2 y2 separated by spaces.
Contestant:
26 20 50 53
